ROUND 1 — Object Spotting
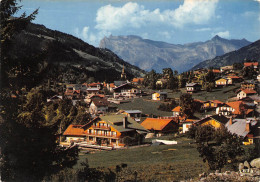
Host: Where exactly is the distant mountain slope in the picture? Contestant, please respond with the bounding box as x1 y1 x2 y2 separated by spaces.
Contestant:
99 35 251 73
192 39 260 70
8 23 145 86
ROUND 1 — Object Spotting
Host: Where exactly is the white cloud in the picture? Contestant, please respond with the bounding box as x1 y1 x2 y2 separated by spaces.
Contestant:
169 0 219 27
158 31 171 39
76 0 219 46
212 31 230 38
195 27 212 32
95 0 219 31
74 26 111 46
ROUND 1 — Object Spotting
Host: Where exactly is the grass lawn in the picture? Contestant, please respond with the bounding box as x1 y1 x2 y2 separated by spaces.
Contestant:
112 97 173 117
191 83 240 102
75 136 208 181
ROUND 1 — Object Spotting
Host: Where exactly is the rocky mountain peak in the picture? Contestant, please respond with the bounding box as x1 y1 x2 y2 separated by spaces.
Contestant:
100 35 252 72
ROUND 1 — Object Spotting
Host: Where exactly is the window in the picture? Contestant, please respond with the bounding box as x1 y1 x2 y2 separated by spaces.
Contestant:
112 139 116 143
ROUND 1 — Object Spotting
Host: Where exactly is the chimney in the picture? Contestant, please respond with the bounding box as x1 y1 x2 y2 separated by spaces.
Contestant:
123 116 128 128
229 118 233 125
245 120 251 132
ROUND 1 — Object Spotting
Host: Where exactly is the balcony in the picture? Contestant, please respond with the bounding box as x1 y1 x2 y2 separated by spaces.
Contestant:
85 132 118 139
92 125 111 130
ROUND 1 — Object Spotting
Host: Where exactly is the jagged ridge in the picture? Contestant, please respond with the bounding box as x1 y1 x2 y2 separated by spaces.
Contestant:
99 35 251 73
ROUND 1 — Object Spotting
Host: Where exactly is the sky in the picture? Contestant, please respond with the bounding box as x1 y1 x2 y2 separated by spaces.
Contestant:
18 0 260 47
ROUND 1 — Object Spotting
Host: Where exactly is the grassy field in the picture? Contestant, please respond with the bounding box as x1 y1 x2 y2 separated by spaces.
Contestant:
166 83 240 102
112 97 173 117
75 136 208 181
111 84 239 118
191 83 240 102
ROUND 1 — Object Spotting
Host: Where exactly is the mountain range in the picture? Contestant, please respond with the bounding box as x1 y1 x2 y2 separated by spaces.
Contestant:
192 39 260 70
8 23 145 87
99 35 251 73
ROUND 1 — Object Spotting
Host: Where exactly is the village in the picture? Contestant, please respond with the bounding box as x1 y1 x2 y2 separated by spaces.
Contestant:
37 61 260 150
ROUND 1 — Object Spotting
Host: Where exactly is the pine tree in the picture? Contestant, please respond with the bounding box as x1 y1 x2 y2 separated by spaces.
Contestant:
0 1 79 181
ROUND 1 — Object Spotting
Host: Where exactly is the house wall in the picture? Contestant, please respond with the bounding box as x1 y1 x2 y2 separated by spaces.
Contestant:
114 88 140 98
216 106 233 115
237 91 247 99
201 119 222 128
215 79 227 86
85 120 123 147
183 123 192 133
152 93 160 100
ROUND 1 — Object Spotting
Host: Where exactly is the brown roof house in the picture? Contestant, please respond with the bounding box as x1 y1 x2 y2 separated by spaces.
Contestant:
194 115 229 129
141 118 179 137
89 98 110 115
186 83 201 93
237 89 257 100
226 118 259 145
63 114 148 148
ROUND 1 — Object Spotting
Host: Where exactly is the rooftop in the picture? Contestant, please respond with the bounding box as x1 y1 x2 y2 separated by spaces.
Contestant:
124 110 142 114
141 118 174 131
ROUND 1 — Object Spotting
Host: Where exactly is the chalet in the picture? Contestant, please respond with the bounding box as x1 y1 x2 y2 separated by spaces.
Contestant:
237 89 257 100
226 118 259 145
244 62 259 69
87 88 100 95
84 94 105 104
152 91 167 101
181 118 198 133
215 78 232 87
216 101 254 117
216 101 242 116
241 81 256 90
172 106 181 117
63 114 148 147
122 110 142 122
220 65 233 73
113 83 141 99
203 100 224 109
88 82 101 90
227 75 242 83
215 78 227 87
141 118 178 137
89 98 110 115
186 83 201 93
195 115 229 129
63 125 86 143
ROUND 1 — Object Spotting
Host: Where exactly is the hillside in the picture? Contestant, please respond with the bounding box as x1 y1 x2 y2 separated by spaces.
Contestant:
99 35 251 73
192 39 260 70
7 23 145 87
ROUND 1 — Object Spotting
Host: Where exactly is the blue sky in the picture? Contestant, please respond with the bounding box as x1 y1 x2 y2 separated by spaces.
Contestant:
18 0 260 47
